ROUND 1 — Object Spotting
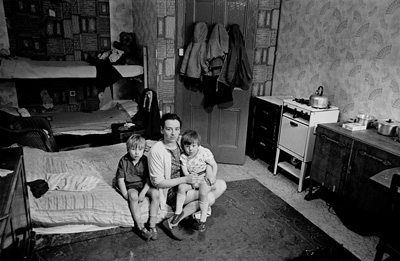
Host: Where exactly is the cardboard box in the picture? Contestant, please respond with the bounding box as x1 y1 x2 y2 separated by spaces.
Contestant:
342 122 367 131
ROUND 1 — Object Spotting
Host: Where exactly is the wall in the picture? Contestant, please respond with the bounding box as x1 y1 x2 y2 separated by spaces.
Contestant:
3 0 112 61
131 0 157 97
272 0 400 122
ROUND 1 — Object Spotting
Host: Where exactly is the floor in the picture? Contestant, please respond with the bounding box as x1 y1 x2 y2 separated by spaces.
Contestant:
216 156 379 261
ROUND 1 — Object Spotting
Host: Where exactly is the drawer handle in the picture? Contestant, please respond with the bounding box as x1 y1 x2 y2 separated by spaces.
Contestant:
260 142 266 147
290 121 298 127
359 150 392 166
321 134 345 148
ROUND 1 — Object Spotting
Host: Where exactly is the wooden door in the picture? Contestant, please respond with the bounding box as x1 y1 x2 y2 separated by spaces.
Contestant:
309 126 353 196
176 0 257 164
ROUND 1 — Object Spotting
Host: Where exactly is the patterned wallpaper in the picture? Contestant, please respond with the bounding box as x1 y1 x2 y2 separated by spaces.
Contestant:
131 0 158 100
252 0 281 97
272 0 400 122
3 0 112 61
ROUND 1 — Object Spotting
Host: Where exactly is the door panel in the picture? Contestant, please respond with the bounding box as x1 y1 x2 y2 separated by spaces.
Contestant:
177 0 257 164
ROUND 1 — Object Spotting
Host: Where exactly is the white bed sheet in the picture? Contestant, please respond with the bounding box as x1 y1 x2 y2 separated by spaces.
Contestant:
0 59 143 79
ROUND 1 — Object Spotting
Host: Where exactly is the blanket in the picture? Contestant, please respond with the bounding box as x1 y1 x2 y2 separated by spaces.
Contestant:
23 143 172 228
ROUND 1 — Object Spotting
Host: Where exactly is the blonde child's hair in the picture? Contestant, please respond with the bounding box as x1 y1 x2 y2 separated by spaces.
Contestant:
126 134 146 151
181 129 201 147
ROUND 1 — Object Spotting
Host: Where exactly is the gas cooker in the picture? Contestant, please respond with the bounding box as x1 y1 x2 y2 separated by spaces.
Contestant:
284 98 339 113
274 98 340 192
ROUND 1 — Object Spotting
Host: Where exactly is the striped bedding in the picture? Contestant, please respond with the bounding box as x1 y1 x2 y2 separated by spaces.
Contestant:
23 143 171 228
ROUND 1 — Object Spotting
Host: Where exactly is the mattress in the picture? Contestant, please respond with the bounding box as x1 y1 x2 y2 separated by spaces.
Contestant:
23 143 172 229
37 100 138 134
0 59 143 79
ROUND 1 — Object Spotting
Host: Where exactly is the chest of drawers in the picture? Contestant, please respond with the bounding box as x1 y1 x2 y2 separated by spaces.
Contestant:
247 96 284 166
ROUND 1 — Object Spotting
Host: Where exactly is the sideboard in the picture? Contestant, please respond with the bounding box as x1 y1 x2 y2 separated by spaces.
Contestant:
306 122 400 219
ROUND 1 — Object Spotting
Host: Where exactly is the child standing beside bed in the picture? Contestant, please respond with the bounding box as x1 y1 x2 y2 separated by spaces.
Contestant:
116 134 159 241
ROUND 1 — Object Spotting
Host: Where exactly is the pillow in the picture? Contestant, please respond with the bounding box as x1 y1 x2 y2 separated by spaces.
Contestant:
0 105 31 117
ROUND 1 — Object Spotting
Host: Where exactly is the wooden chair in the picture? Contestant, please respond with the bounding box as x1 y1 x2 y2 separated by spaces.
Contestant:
0 110 58 152
374 173 400 261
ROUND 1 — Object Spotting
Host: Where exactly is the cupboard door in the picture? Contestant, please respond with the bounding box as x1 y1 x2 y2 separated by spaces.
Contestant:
309 126 353 195
347 141 400 216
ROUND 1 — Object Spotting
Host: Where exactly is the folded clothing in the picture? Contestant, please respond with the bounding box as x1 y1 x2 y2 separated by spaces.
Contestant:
46 173 101 191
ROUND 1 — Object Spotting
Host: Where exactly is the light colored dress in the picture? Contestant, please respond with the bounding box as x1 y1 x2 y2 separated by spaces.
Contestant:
180 146 214 187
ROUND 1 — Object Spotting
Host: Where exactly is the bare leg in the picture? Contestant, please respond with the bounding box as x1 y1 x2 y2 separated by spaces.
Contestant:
198 182 211 222
127 189 144 229
172 178 227 224
175 183 192 214
146 187 159 228
146 187 159 240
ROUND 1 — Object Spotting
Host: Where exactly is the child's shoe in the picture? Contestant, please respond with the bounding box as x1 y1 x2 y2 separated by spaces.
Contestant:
171 211 185 225
150 227 158 240
196 221 207 232
139 227 152 241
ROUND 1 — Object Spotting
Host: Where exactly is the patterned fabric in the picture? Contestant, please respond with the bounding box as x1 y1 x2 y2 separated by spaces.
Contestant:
167 146 182 179
180 146 214 175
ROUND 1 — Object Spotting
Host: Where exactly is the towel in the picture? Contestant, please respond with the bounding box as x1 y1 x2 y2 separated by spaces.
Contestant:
46 173 100 191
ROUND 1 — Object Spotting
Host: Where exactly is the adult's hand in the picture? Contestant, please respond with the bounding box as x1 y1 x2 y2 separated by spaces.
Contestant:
185 174 198 185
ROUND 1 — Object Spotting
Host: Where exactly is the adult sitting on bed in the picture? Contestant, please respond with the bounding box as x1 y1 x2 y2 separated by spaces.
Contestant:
148 113 227 240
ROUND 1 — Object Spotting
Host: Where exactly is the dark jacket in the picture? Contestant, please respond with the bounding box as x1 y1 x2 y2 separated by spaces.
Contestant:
131 89 161 140
218 24 252 90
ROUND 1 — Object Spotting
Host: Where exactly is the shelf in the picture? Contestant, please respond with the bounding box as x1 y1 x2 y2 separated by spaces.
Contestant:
277 161 300 178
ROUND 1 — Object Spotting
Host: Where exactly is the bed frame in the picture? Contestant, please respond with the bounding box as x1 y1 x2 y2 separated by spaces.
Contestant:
0 47 148 83
0 47 149 135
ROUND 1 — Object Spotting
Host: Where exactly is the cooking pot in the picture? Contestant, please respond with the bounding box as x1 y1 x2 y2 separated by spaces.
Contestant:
376 119 399 136
309 86 329 108
356 114 376 128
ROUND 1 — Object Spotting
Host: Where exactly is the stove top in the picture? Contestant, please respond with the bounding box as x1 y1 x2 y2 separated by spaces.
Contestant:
283 98 339 112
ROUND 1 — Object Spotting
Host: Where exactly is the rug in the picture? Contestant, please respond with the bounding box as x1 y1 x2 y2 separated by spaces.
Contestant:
33 179 359 261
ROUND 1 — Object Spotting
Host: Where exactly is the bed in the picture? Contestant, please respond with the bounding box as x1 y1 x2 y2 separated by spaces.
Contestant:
38 100 138 135
0 47 149 135
0 59 143 79
23 142 172 236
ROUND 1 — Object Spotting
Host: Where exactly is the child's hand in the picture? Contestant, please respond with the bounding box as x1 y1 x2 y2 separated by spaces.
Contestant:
138 192 146 202
205 172 216 185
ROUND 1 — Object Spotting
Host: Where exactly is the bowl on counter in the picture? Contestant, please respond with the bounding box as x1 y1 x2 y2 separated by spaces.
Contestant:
376 119 400 136
356 114 376 128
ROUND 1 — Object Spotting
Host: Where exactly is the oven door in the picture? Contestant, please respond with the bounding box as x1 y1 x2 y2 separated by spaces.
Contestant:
279 115 309 159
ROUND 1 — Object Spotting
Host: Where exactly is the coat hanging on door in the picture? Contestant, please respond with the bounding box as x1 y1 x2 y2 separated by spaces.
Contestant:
204 24 253 107
203 23 230 107
179 22 209 79
218 24 252 91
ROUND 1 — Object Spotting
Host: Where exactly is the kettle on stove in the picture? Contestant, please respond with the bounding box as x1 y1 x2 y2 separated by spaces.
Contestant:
309 86 329 109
